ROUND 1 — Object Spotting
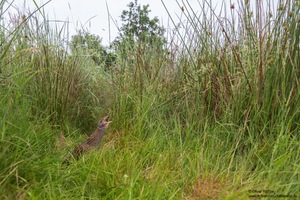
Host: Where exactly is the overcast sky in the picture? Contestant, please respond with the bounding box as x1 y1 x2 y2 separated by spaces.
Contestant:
6 0 278 46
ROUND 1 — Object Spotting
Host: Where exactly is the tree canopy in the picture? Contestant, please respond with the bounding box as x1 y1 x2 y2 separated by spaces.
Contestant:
70 0 166 68
71 31 116 68
114 0 166 48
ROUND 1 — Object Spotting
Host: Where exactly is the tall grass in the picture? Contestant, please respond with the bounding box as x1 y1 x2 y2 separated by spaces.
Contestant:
1 0 299 199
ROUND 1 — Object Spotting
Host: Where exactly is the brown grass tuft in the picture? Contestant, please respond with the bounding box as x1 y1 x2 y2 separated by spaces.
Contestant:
188 176 227 200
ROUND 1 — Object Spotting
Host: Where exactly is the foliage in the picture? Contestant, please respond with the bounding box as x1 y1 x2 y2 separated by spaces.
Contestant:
71 31 116 69
1 0 300 199
113 0 166 58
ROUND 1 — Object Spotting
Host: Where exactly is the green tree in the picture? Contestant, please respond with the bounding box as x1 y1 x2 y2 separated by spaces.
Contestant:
71 31 116 68
113 0 166 50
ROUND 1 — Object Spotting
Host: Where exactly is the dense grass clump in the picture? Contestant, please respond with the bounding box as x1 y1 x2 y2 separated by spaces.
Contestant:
1 0 299 199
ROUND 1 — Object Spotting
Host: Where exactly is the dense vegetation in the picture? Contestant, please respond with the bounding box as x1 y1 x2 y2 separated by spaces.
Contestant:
1 0 299 199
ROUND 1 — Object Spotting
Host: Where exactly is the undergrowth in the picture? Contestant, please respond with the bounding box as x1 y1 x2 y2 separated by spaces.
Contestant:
0 0 299 199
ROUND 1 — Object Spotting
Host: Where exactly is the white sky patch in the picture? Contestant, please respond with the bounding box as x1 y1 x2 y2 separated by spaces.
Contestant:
4 0 279 46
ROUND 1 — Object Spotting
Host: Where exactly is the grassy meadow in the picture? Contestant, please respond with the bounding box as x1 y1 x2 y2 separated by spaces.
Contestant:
1 0 300 199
